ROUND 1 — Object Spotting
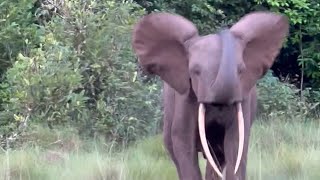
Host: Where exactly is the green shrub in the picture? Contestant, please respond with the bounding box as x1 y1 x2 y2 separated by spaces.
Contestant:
0 0 42 114
0 0 162 147
257 70 307 119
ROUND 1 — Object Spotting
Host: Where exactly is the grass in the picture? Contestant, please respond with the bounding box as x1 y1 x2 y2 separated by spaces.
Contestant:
0 120 320 180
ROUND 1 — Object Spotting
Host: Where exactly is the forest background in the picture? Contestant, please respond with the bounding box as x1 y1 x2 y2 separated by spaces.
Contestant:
0 0 319 179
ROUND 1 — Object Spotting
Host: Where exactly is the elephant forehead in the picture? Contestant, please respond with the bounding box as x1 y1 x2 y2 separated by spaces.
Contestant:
188 34 222 63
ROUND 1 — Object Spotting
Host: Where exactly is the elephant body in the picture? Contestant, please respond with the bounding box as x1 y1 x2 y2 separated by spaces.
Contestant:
163 82 257 180
132 11 289 180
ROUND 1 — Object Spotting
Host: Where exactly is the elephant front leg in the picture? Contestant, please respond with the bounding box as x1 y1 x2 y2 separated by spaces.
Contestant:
171 129 202 180
171 96 202 180
163 117 182 179
162 85 182 179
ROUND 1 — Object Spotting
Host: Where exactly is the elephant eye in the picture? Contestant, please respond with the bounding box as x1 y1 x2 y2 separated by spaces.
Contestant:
191 66 201 75
194 69 201 75
238 62 246 74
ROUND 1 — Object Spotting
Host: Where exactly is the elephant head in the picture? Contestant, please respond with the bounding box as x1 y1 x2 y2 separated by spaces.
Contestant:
132 11 289 177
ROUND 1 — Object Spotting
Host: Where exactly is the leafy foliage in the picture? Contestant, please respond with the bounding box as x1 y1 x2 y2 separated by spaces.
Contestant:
254 0 320 115
257 71 303 119
0 0 161 146
1 0 320 149
135 0 255 34
0 0 39 77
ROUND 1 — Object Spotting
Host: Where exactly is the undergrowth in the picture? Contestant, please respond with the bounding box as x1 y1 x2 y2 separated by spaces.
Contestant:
0 118 320 180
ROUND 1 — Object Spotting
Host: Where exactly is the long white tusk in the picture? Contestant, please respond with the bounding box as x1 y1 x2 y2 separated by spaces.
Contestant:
234 103 244 175
198 103 222 178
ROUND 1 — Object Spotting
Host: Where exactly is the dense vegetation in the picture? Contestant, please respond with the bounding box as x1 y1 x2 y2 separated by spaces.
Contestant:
0 1 319 178
0 0 319 179
0 0 318 144
0 0 162 147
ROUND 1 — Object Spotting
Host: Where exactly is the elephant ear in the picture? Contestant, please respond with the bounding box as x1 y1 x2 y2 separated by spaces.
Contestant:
132 12 199 94
230 12 289 96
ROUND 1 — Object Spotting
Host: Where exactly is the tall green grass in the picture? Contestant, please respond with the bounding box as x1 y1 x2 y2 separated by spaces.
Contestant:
0 120 319 180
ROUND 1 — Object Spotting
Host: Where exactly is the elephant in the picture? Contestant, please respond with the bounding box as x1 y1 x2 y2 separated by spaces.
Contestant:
131 11 289 180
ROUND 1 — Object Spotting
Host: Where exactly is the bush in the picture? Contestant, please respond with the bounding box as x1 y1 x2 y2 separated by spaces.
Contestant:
257 70 309 119
0 0 42 115
0 0 162 147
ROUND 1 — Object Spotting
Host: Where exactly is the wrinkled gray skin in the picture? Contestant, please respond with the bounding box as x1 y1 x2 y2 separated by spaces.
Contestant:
162 30 256 180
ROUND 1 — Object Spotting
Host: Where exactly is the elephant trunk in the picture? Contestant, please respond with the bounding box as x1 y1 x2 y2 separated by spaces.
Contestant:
198 29 245 178
211 29 241 104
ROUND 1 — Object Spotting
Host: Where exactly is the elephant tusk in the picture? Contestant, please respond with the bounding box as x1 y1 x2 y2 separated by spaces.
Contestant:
234 103 244 175
198 103 222 178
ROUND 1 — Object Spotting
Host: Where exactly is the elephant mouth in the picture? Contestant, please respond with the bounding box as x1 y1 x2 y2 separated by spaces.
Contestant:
207 102 230 107
204 98 242 108
205 102 237 111
209 101 237 105
198 102 244 178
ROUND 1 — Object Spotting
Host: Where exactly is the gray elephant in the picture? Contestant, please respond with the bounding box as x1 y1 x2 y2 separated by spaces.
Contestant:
131 11 289 180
